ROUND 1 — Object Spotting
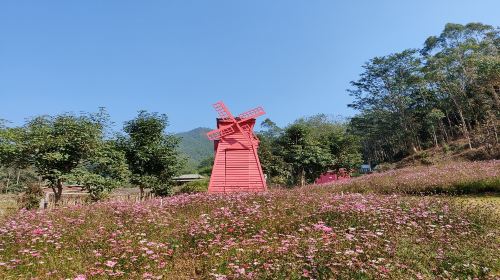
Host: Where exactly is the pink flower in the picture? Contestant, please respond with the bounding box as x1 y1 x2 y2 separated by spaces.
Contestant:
105 260 117 268
74 275 86 280
313 222 333 233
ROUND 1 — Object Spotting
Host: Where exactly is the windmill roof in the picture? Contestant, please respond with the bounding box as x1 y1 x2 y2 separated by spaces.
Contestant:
172 174 205 180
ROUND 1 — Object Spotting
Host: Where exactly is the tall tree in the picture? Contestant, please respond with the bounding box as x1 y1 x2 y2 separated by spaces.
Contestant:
257 119 290 186
0 124 31 191
422 23 499 149
279 123 332 186
349 49 425 160
119 111 182 197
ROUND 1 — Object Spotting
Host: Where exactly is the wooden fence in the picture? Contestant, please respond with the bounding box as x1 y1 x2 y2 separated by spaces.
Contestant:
40 190 154 209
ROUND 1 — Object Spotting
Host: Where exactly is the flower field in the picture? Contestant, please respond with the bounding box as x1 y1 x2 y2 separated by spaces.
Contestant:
0 161 499 279
330 160 499 195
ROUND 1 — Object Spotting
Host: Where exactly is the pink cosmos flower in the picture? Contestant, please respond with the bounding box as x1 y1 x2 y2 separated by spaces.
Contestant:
313 222 333 233
105 260 117 268
32 228 44 235
74 275 86 280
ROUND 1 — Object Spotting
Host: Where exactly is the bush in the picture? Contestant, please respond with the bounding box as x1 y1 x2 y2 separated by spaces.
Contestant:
373 162 396 172
18 184 44 210
177 179 209 194
442 143 451 154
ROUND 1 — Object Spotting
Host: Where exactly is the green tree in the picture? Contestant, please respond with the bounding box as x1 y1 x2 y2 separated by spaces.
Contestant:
0 124 31 192
279 123 332 186
349 49 425 160
293 115 362 174
257 119 290 186
23 113 104 203
348 22 499 164
196 156 214 177
119 111 182 197
257 116 362 187
426 108 446 147
66 141 130 201
422 23 499 149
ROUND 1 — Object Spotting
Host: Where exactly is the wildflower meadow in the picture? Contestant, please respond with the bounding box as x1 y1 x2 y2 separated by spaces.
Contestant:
0 161 499 279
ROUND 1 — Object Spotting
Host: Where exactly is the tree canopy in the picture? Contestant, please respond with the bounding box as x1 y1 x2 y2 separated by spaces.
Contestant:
0 109 182 202
258 115 362 187
118 111 183 197
349 22 499 163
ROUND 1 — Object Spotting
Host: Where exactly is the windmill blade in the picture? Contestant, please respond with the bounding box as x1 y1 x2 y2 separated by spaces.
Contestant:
213 101 235 121
239 124 259 144
206 125 235 141
237 107 265 121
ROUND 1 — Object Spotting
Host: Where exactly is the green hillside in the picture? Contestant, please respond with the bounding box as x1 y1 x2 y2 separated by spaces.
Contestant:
176 127 213 171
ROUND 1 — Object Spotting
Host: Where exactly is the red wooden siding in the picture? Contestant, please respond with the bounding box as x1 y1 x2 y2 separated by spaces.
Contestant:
208 118 267 193
225 149 249 187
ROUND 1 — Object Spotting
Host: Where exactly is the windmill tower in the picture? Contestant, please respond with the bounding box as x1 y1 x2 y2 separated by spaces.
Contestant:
206 101 267 193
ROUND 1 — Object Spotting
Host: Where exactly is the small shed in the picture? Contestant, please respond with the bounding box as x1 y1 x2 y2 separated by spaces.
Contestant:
172 174 205 185
314 168 351 185
360 164 372 174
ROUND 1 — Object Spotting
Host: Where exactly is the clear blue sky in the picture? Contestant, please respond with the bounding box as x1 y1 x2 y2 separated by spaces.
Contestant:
1 0 499 132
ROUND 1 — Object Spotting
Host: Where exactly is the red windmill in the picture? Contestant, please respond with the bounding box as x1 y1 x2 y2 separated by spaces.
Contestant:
206 101 267 193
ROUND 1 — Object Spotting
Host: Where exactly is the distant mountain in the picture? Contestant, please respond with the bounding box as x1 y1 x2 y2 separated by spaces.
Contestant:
176 127 213 171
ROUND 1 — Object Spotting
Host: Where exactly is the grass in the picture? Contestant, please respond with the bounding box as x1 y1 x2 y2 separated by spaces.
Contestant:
0 194 18 221
0 160 498 279
454 195 500 215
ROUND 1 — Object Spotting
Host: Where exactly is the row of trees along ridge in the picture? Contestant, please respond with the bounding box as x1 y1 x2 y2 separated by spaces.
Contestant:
348 23 499 163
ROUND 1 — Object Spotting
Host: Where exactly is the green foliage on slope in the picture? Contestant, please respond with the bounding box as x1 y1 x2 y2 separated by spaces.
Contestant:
176 127 213 172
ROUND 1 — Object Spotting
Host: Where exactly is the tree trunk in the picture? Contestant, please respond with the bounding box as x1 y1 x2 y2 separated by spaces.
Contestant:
489 112 499 144
431 125 439 148
300 168 305 187
416 136 422 151
494 123 499 145
491 85 500 110
440 120 450 143
52 179 64 205
16 169 20 185
453 99 472 150
6 170 11 191
139 186 144 201
445 111 454 138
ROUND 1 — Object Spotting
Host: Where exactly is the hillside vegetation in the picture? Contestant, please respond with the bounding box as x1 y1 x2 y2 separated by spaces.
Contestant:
176 127 213 172
326 160 499 195
348 23 499 164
